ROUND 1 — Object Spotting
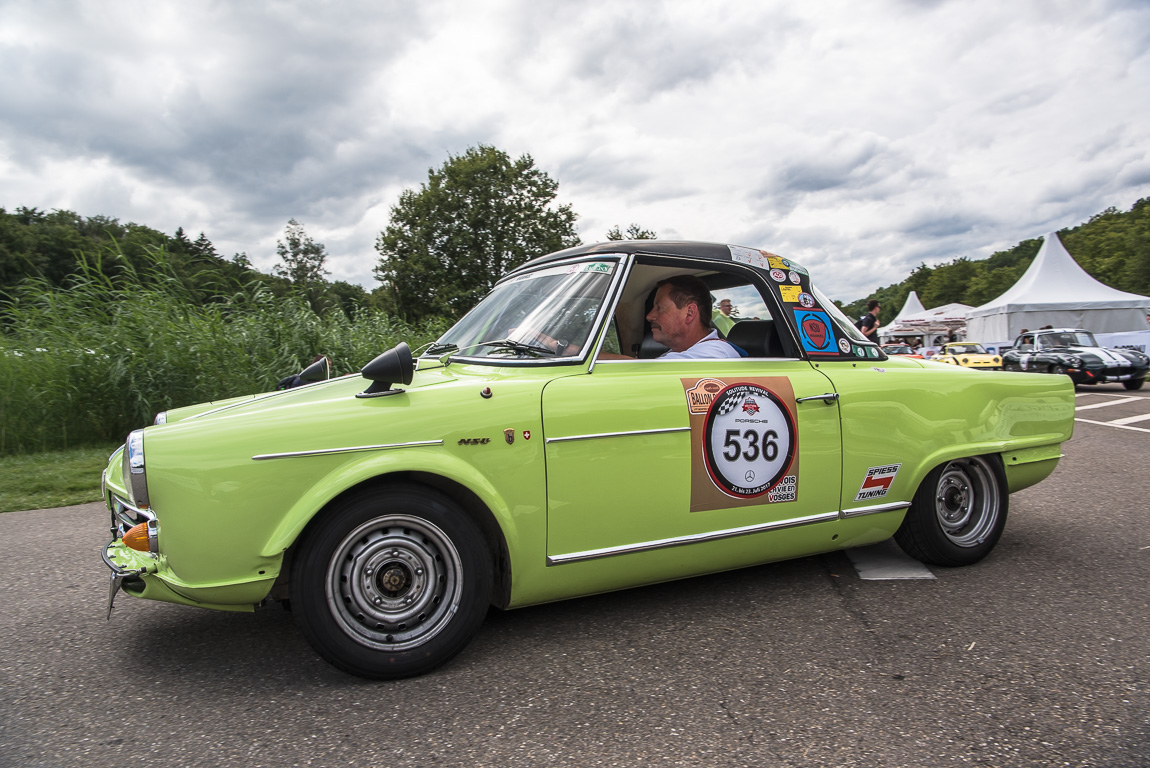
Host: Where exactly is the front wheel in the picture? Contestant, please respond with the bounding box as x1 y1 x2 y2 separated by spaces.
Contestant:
1123 377 1144 391
291 485 493 679
894 456 1007 567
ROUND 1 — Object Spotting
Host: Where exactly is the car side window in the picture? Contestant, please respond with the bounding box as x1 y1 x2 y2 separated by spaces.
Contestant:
604 262 795 360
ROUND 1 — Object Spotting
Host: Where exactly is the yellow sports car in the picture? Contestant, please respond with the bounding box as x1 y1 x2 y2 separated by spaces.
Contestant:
934 342 1002 370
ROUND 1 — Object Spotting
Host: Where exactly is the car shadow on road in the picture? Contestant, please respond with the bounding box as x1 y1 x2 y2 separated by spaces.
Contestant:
121 550 855 688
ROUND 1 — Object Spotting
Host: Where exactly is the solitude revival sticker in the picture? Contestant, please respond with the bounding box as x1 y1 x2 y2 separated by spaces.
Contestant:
682 377 800 511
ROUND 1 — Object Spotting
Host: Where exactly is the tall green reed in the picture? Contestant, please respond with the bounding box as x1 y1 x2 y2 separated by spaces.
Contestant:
0 244 447 455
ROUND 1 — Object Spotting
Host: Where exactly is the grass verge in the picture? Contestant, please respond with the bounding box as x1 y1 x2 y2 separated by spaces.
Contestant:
0 444 120 513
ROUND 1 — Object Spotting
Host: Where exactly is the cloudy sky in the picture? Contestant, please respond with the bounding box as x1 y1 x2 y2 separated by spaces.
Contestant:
2 0 1148 302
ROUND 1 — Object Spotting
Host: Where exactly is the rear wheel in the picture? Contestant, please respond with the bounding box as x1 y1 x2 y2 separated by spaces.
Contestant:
895 456 1007 567
1123 377 1144 391
291 485 492 679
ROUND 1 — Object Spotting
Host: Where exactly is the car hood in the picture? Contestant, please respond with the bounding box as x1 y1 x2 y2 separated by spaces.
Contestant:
1061 345 1144 362
141 361 559 462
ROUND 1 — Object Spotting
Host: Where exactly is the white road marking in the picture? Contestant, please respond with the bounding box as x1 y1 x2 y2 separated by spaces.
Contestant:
1074 396 1141 411
845 539 935 580
1075 417 1150 434
1109 412 1150 426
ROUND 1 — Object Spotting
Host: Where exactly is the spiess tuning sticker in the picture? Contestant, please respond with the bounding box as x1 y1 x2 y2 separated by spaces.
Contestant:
702 383 796 498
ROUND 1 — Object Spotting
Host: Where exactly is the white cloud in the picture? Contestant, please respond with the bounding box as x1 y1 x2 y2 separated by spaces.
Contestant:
1 0 1148 301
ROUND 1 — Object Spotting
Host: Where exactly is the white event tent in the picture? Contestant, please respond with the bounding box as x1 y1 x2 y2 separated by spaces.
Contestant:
966 232 1150 341
881 291 972 344
879 290 925 337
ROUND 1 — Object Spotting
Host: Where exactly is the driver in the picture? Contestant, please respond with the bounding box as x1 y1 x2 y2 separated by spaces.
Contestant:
639 275 741 359
531 275 740 360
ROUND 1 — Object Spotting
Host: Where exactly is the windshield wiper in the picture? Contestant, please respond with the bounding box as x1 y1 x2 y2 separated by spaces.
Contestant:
478 338 551 357
424 342 458 355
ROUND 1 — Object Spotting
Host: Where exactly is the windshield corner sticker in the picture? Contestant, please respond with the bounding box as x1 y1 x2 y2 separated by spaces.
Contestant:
793 308 838 356
854 464 901 501
682 378 799 511
778 285 802 303
565 261 614 275
728 246 810 276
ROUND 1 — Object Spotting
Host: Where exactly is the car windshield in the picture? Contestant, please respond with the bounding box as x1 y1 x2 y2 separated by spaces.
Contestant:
426 260 617 361
1038 331 1096 349
884 345 913 354
949 344 986 354
812 285 870 343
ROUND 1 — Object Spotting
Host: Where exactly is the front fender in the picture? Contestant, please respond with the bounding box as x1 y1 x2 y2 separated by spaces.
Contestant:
258 446 537 564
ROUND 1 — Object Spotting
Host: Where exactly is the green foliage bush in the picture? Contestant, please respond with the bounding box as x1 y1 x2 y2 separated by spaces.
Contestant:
0 247 447 455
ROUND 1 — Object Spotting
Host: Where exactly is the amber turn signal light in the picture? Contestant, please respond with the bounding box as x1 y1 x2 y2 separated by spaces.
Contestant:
123 522 151 552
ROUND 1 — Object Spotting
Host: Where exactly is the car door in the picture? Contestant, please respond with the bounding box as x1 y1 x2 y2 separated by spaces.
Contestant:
541 344 843 566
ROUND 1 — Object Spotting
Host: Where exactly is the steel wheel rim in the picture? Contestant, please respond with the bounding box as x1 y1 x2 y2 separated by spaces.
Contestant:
325 514 464 651
933 457 1000 548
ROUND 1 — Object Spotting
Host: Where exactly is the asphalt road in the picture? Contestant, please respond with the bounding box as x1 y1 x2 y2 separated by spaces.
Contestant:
2 385 1148 767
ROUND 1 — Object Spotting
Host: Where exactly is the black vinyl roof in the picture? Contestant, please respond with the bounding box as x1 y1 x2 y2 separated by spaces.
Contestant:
514 240 746 274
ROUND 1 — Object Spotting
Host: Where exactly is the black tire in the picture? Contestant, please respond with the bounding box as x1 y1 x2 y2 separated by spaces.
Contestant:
291 484 492 679
1123 377 1144 391
894 456 1008 567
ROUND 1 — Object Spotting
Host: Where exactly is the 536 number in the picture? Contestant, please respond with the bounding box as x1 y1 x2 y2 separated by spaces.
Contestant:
722 428 779 463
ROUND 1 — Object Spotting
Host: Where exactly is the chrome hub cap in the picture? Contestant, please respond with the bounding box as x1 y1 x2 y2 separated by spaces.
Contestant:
326 514 463 651
933 457 1000 548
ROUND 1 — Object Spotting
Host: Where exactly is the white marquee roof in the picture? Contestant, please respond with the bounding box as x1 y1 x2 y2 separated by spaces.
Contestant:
966 232 1150 339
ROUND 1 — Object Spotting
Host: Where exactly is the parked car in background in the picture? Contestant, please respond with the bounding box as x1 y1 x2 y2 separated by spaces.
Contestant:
100 241 1076 680
933 342 1002 370
1002 328 1148 389
880 343 923 358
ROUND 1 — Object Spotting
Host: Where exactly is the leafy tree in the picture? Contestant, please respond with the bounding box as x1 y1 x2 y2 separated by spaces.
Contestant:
328 280 370 320
373 145 581 322
274 218 329 285
921 257 979 308
606 223 656 240
191 232 218 261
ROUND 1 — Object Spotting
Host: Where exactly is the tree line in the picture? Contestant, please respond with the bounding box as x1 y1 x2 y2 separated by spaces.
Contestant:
0 145 656 325
838 198 1150 320
2 141 1147 326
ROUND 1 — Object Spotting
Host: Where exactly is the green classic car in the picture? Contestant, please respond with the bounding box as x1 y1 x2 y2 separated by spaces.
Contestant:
101 241 1075 679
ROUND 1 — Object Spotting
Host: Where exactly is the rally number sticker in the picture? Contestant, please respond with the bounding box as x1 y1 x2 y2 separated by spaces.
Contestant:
702 383 796 498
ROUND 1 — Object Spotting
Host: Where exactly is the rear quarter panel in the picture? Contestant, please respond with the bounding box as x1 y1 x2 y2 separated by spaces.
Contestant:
820 358 1073 513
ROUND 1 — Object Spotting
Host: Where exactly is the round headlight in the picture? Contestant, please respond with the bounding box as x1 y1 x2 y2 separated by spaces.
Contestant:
123 429 150 508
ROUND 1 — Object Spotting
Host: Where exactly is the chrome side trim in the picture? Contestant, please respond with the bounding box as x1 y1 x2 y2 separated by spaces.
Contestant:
252 440 444 461
839 500 912 518
545 426 689 444
547 510 840 565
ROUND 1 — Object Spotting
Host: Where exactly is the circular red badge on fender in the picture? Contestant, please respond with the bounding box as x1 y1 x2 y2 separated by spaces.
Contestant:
702 383 796 498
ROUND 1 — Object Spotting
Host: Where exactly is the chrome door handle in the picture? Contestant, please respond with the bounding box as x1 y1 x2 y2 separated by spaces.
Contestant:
796 393 839 404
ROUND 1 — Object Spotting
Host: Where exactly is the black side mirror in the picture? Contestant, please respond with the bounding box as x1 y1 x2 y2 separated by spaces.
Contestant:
277 355 331 390
299 356 331 383
358 342 414 398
